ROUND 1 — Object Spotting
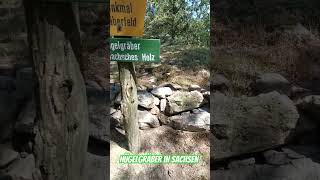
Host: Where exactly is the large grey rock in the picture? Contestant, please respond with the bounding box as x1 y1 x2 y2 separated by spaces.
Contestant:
168 110 210 132
166 91 204 115
251 73 291 95
296 95 320 120
189 84 201 91
212 91 299 160
150 106 160 115
151 87 173 98
86 153 109 180
15 100 36 134
88 104 109 143
0 144 19 168
137 91 158 109
137 110 160 130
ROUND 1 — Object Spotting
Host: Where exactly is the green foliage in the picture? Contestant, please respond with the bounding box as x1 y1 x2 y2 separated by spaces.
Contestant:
144 0 209 47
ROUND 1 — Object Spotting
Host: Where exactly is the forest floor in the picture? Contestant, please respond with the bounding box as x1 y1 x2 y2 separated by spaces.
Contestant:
110 126 210 179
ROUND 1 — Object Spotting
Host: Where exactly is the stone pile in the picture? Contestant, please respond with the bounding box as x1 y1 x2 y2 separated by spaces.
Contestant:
110 83 210 132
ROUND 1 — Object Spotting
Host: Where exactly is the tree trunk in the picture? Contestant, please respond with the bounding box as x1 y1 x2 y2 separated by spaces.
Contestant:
24 1 89 180
118 62 140 153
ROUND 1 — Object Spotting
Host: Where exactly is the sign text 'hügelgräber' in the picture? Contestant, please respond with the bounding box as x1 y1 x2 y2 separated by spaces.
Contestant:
110 0 147 36
110 38 160 63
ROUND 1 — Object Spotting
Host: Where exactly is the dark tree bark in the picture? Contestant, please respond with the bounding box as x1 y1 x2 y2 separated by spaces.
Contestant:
24 1 89 180
118 62 140 153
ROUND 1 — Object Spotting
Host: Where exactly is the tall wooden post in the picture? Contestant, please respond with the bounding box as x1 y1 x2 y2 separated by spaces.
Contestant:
118 62 140 153
24 1 88 179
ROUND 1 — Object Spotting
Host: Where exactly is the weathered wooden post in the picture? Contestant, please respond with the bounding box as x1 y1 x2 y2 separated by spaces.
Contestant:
118 61 140 152
24 0 89 179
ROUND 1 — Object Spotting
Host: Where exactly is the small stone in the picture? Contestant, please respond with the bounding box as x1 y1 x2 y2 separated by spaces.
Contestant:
189 84 201 91
202 91 210 98
160 99 166 112
158 113 169 125
151 87 173 98
110 108 117 115
138 110 160 129
150 106 160 115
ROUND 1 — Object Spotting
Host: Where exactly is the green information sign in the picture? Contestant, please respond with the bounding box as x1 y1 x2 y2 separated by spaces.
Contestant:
110 38 160 63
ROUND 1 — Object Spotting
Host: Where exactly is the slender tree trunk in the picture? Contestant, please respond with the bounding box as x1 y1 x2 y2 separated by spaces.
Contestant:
118 62 140 153
24 1 89 180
